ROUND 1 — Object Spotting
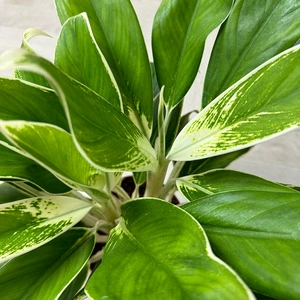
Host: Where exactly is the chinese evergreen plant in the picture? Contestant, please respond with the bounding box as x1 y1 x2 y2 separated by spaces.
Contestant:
0 0 300 299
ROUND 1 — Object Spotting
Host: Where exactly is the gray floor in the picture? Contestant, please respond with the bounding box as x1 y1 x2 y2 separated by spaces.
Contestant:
0 0 299 185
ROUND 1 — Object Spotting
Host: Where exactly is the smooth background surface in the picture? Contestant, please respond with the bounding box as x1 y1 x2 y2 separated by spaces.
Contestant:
0 0 299 185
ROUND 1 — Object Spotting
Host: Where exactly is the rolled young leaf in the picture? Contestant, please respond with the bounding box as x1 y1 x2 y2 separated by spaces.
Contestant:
152 0 233 108
168 45 300 161
203 0 300 106
0 183 29 204
55 0 153 137
0 229 95 300
177 169 298 201
0 196 92 263
55 13 122 110
14 28 51 88
182 191 300 299
0 143 71 194
85 198 254 299
0 49 157 172
0 121 106 191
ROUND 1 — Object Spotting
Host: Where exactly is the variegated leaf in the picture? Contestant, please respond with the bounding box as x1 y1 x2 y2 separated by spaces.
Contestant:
0 121 106 191
55 0 153 137
177 169 298 201
0 196 92 263
168 45 300 161
55 13 122 110
0 50 157 172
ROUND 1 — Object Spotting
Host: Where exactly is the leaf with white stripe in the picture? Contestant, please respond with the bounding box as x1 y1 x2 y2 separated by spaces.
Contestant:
0 50 157 172
0 143 71 194
0 196 92 263
55 0 153 137
168 45 300 161
177 169 298 201
55 13 122 110
85 198 253 299
0 121 106 192
0 229 94 300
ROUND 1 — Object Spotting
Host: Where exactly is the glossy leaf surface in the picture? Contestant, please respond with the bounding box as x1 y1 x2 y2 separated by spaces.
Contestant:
55 0 153 136
0 77 68 132
86 198 253 299
0 183 28 204
177 169 297 201
0 196 92 263
183 191 300 299
0 50 157 172
1 121 106 191
0 229 94 300
168 45 300 161
55 13 121 110
203 0 300 106
152 0 232 108
0 143 71 194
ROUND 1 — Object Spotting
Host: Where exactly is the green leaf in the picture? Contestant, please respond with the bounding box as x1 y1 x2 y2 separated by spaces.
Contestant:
0 77 68 132
0 196 92 263
55 13 122 110
1 121 106 191
203 0 300 106
0 183 28 204
55 0 153 137
59 263 89 300
0 50 157 172
85 198 253 299
168 45 300 161
177 169 297 201
0 229 94 300
14 28 51 88
0 143 71 194
152 0 232 108
179 149 249 177
182 191 300 299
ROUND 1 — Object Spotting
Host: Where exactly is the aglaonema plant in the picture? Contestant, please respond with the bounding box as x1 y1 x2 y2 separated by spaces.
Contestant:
0 0 299 299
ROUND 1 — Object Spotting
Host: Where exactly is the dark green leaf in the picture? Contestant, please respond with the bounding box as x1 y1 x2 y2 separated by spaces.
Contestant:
183 191 300 299
203 0 300 106
0 183 28 204
152 0 232 108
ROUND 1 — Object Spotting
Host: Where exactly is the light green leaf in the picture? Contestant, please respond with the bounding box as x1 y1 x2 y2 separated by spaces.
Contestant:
0 143 71 194
55 0 153 137
14 28 51 87
55 13 122 110
0 77 68 132
0 183 28 204
168 45 300 161
0 229 94 300
0 50 157 172
85 198 253 299
203 0 300 106
177 169 297 201
1 121 106 191
152 0 232 108
0 196 92 263
182 191 300 299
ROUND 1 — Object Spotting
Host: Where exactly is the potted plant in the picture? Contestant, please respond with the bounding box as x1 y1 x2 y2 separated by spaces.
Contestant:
0 0 299 299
